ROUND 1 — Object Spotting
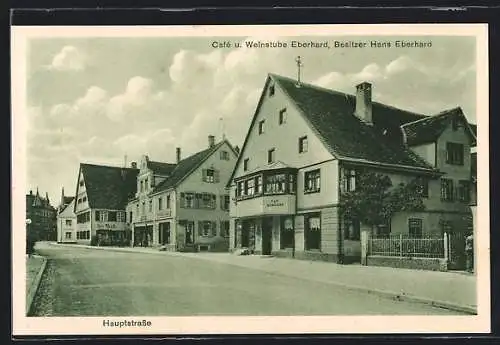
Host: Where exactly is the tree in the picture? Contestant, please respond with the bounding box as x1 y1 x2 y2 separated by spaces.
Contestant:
339 169 426 235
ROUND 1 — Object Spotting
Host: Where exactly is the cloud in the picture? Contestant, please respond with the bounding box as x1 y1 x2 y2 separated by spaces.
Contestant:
48 46 86 71
27 38 476 204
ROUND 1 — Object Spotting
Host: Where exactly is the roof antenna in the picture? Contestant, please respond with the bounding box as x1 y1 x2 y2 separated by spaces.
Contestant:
295 56 303 87
219 117 226 141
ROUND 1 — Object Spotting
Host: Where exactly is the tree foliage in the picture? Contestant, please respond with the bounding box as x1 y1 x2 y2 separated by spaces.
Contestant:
339 169 426 229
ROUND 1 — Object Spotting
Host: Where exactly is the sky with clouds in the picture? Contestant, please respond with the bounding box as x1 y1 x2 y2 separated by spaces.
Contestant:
25 35 476 204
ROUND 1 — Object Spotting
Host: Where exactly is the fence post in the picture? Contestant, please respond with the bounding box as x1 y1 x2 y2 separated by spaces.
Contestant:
443 232 448 261
399 233 403 258
360 226 371 266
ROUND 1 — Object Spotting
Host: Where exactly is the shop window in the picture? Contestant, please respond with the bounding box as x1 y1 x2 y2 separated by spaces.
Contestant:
305 214 321 250
199 221 217 237
280 217 295 249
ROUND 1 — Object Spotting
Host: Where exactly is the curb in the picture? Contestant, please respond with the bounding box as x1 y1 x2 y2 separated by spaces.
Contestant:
49 243 477 315
26 255 47 316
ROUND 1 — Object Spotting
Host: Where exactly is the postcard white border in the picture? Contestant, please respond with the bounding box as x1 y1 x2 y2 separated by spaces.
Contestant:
11 24 490 335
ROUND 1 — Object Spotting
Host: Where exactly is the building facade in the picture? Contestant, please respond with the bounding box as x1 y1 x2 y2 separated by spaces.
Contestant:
26 189 57 242
56 187 76 243
228 74 477 263
126 136 238 252
73 163 138 245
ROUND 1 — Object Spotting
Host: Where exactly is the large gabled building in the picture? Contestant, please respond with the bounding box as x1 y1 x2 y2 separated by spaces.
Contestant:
26 188 57 242
73 163 139 245
227 73 477 263
126 135 238 252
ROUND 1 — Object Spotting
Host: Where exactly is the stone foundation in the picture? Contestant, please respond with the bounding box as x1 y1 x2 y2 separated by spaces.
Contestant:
367 255 448 271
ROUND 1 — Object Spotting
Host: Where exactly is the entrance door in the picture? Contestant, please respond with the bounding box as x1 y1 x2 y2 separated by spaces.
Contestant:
161 223 170 245
262 217 272 255
185 222 194 245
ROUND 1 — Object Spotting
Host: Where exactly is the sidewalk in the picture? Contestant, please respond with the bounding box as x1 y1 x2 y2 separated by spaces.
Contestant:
26 254 47 315
50 242 477 314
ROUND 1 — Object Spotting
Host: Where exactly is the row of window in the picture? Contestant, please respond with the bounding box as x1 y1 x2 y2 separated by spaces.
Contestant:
182 220 230 240
441 179 471 202
95 210 126 222
236 173 296 198
77 195 87 205
242 137 309 172
258 108 288 135
76 230 90 240
179 193 230 210
76 211 91 224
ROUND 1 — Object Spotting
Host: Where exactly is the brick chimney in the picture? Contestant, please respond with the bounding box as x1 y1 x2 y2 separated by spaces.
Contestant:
355 81 373 124
176 147 181 163
208 135 215 148
130 162 137 169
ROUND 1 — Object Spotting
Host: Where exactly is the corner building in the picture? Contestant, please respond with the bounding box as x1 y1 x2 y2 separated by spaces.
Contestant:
228 74 476 263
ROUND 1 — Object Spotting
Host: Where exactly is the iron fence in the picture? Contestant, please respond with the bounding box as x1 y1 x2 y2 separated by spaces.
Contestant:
370 233 445 259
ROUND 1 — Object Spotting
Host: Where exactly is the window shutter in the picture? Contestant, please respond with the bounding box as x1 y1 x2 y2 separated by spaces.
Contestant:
194 193 200 208
180 193 185 208
214 170 220 183
219 220 223 236
202 169 207 182
198 221 203 236
212 194 217 209
220 195 224 209
212 221 217 236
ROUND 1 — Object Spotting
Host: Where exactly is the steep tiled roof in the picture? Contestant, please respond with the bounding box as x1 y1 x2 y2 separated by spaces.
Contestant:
272 74 435 170
80 163 139 210
152 141 227 194
401 107 476 146
147 161 176 175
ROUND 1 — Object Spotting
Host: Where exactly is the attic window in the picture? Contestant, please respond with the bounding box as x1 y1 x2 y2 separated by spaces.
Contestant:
258 120 265 134
452 117 463 131
269 84 275 97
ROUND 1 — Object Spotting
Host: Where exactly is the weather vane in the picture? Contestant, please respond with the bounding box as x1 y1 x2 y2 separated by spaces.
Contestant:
295 56 303 87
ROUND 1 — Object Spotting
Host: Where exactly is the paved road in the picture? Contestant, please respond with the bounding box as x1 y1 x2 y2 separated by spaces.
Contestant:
31 244 463 316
